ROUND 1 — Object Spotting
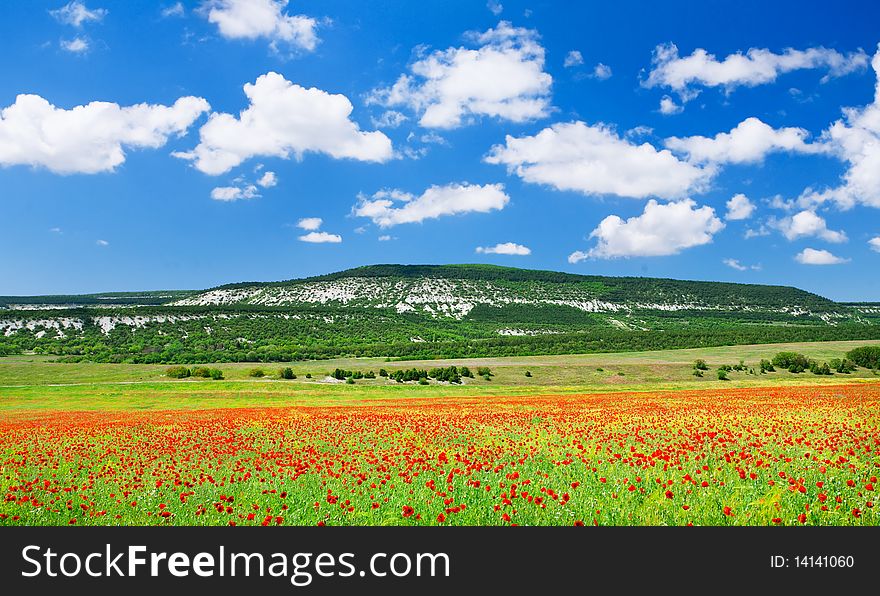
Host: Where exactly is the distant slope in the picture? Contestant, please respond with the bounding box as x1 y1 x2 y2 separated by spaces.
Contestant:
1 265 877 363
174 264 845 319
0 290 196 309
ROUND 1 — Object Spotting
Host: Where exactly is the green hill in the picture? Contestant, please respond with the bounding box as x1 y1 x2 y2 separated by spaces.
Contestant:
0 265 876 363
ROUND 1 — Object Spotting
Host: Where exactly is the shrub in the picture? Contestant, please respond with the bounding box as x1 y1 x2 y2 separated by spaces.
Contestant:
459 366 473 378
693 359 709 371
165 366 190 379
717 369 729 381
477 367 493 377
428 366 462 383
829 358 856 374
692 369 703 377
346 377 355 384
279 367 295 379
209 368 224 380
759 359 775 373
772 352 810 373
365 371 376 379
191 367 212 378
379 369 388 377
418 378 429 385
248 368 266 378
305 373 312 379
810 361 832 375
524 371 532 377
846 346 880 369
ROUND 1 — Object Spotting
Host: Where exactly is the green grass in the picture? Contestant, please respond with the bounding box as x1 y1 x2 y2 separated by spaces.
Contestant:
1 339 878 412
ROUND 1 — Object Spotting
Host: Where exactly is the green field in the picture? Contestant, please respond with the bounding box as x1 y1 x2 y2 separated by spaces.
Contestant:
1 339 878 411
2 340 878 527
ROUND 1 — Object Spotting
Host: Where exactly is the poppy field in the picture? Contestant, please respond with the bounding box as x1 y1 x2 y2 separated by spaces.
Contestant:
1 383 878 526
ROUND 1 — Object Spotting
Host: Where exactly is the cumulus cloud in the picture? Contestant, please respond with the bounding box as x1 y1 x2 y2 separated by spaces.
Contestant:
199 0 319 51
50 1 107 27
96 239 109 246
0 93 209 174
798 46 880 209
299 231 341 243
795 247 849 265
485 121 709 199
665 117 823 164
60 37 90 53
210 183 259 201
487 0 503 15
476 242 531 255
367 21 552 129
575 199 724 259
564 50 584 68
658 96 683 115
175 72 392 175
869 236 880 252
771 210 847 243
353 182 509 228
378 234 393 242
162 3 185 18
257 170 277 187
296 217 322 231
725 193 756 220
644 42 868 105
592 63 612 80
371 110 408 129
723 258 761 271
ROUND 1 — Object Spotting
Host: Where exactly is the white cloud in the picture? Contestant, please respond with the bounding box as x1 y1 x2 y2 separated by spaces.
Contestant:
723 258 746 271
795 247 849 265
564 50 584 68
658 96 683 115
485 121 709 199
296 217 322 231
50 227 63 233
665 117 822 164
625 125 654 139
210 183 259 201
367 21 552 129
162 3 185 18
772 210 847 243
476 242 531 255
96 239 109 246
353 182 509 228
378 234 393 241
50 2 107 27
567 251 589 264
644 42 868 104
592 63 612 80
60 37 89 53
723 258 761 271
744 225 771 239
869 236 880 252
257 170 277 187
199 0 319 51
175 72 392 175
798 46 880 209
725 193 756 220
579 199 724 259
0 93 209 174
487 1 503 15
299 231 341 243
371 110 408 129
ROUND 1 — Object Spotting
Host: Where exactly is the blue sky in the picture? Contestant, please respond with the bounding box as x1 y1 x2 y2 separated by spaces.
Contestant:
2 0 880 300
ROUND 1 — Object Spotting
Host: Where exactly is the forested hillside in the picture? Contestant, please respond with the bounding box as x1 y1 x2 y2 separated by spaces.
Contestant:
1 265 876 363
